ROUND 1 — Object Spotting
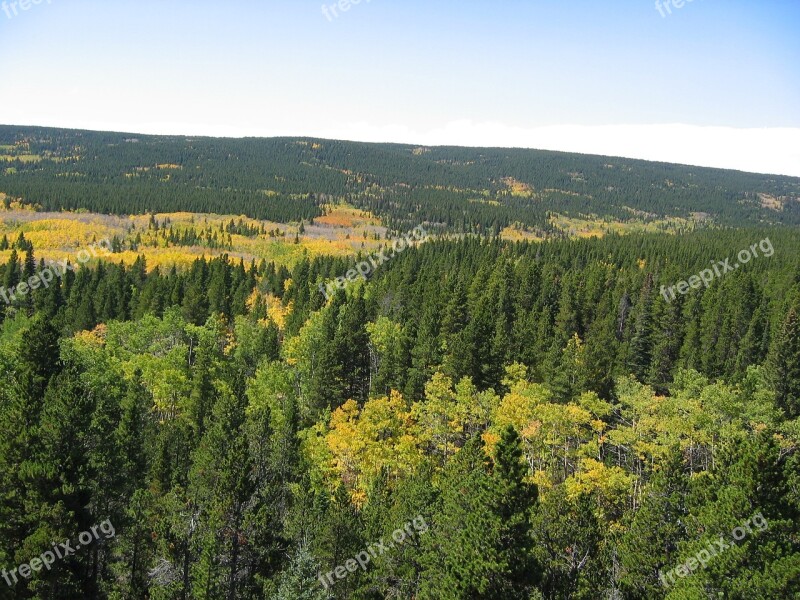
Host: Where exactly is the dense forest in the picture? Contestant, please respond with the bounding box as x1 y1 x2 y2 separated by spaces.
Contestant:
1 225 799 598
2 126 800 233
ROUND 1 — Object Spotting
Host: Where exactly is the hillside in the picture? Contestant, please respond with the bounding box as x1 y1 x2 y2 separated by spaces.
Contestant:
2 125 799 236
2 225 800 598
2 126 800 599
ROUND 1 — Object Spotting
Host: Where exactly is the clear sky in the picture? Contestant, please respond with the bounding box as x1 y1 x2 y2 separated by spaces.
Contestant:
1 0 799 175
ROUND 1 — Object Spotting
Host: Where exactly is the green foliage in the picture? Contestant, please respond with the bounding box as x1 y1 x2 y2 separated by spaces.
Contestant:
420 431 540 600
3 125 800 233
770 294 800 418
1 220 799 598
270 545 330 600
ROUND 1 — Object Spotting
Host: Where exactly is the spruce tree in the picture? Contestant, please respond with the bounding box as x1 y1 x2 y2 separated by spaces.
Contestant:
769 296 800 418
490 426 541 597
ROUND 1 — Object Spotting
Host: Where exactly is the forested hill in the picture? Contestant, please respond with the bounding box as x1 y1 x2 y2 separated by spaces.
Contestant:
1 124 799 233
2 227 800 598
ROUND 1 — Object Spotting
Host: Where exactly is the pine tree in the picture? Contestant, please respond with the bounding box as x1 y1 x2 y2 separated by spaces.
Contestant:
490 426 541 597
531 486 604 599
769 296 800 418
188 360 254 600
116 371 152 491
627 275 655 381
420 432 539 600
647 290 684 394
271 545 330 600
617 451 690 597
419 437 495 600
2 248 21 302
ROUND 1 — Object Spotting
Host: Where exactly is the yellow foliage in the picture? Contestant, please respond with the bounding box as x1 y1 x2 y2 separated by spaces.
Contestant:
268 295 290 329
73 324 108 347
502 177 535 198
314 391 422 504
0 205 390 276
500 226 544 242
531 469 554 492
482 430 500 449
0 154 41 163
565 458 634 522
492 379 551 432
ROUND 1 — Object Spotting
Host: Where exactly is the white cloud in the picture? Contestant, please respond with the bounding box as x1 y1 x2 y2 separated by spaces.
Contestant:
308 121 800 178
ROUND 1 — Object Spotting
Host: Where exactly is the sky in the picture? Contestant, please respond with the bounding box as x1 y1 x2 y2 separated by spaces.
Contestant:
1 0 799 175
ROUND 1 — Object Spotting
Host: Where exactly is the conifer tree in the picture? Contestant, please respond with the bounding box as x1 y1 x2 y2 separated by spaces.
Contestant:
770 296 800 418
271 544 329 600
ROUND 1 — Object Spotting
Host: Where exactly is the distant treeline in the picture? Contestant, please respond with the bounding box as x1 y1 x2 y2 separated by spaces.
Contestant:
1 125 799 232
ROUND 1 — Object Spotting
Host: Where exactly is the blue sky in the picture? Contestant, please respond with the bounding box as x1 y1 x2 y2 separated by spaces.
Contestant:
1 0 799 174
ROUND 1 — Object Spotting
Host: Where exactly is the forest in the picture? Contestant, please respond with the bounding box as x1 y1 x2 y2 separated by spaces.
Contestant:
2 126 800 234
3 0 798 594
0 220 799 598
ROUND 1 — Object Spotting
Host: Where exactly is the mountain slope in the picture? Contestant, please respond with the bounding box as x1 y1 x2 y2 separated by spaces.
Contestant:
1 125 799 233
